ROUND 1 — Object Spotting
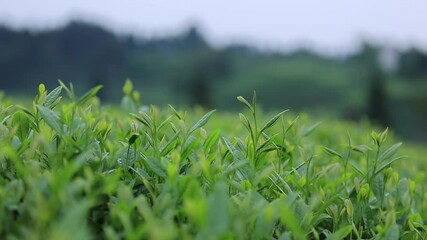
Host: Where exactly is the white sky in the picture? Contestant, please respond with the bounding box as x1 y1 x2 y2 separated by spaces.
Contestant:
1 1 426 54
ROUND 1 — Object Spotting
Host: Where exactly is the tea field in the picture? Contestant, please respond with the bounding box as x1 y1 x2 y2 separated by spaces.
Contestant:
0 81 426 239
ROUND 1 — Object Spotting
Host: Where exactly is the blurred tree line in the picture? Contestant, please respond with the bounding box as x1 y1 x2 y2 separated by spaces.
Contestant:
1 20 427 141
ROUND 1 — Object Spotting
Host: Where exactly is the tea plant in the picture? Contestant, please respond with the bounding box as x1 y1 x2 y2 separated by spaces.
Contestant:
0 81 426 239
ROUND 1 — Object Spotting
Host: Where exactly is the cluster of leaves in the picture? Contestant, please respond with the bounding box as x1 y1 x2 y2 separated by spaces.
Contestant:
0 82 426 239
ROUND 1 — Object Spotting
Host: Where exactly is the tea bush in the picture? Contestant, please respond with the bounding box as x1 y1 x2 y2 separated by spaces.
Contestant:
0 81 426 239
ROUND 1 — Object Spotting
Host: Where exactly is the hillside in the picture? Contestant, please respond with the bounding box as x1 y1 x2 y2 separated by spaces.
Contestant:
1 21 427 142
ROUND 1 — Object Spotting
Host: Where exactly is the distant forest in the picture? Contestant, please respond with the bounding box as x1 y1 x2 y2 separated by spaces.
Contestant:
1 20 427 141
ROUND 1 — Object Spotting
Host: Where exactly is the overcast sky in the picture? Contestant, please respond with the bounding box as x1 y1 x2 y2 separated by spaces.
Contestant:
1 1 426 54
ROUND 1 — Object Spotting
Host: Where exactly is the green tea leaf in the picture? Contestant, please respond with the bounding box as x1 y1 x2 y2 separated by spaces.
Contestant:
375 156 405 175
372 174 385 204
44 86 62 109
323 146 343 159
252 91 257 108
275 198 305 240
350 161 364 175
222 137 246 162
168 104 182 120
378 142 402 163
261 110 289 132
182 136 200 160
203 129 220 152
158 115 173 130
397 178 409 195
371 131 379 147
326 225 352 240
121 95 136 113
188 109 216 134
384 224 400 240
76 85 103 106
15 105 35 120
222 160 248 176
143 156 167 178
12 111 30 141
256 133 275 153
237 96 253 111
123 79 133 96
239 113 252 132
58 80 74 99
302 122 321 137
351 145 371 154
206 182 230 237
37 105 62 134
38 83 46 94
128 133 139 145
379 128 388 143
132 112 153 129
160 130 181 155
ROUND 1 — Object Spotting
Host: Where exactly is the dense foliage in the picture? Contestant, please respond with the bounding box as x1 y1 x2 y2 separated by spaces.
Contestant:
0 82 426 239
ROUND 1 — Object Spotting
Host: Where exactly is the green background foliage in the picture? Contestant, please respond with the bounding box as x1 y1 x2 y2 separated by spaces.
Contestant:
1 21 427 141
